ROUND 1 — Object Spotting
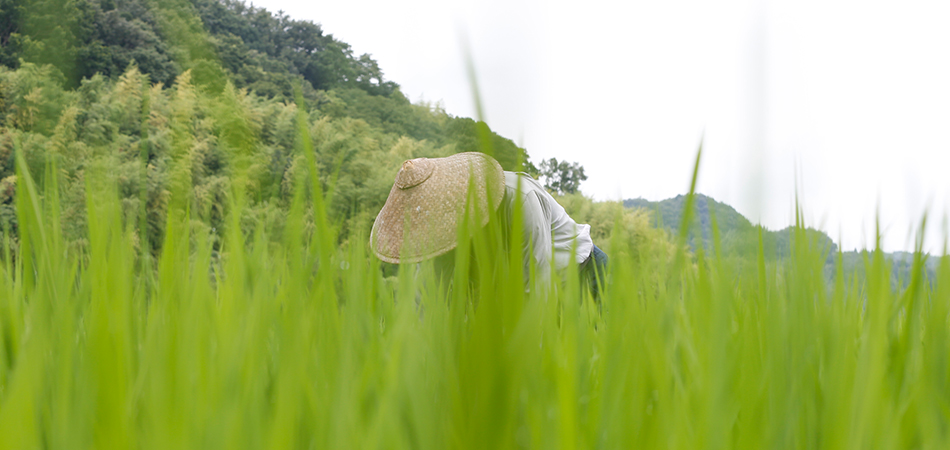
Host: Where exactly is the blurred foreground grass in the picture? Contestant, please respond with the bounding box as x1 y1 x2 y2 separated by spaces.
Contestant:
1 1 949 447
1 115 949 449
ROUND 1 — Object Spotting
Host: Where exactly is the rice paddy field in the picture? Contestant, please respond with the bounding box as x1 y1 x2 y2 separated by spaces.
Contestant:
2 2 950 449
1 113 949 449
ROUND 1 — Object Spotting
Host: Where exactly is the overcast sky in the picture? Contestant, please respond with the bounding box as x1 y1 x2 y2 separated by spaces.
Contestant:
251 0 950 254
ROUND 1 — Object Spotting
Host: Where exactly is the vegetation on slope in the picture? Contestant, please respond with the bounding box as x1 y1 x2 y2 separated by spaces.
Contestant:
0 0 531 255
625 194 940 284
625 194 835 259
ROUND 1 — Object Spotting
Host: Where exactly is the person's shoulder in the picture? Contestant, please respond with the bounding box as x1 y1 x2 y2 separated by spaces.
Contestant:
504 171 544 192
505 171 555 201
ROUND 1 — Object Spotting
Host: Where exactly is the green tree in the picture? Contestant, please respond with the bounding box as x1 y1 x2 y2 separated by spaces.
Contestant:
538 157 586 194
74 0 179 86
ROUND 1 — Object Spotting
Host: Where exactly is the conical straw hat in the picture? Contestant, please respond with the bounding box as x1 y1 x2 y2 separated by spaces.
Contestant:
370 152 505 263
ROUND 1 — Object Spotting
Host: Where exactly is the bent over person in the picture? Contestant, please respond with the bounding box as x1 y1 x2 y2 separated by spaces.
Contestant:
370 152 607 298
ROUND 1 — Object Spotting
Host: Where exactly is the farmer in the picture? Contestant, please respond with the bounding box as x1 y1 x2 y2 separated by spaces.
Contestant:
370 152 608 298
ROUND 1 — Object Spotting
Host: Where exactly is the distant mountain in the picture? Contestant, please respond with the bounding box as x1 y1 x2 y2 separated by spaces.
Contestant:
625 193 752 245
836 250 942 287
624 194 941 285
624 194 836 260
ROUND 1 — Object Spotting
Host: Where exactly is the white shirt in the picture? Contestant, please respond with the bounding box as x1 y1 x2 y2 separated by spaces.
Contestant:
503 172 594 283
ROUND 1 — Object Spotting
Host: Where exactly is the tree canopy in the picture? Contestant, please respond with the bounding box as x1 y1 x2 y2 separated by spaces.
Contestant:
0 0 536 256
538 157 586 195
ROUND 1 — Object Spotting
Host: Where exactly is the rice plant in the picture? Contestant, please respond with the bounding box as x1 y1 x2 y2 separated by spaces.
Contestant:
1 2 948 449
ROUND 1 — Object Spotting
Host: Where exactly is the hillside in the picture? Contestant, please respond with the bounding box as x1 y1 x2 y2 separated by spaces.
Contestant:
1 0 533 164
625 194 939 283
0 0 535 253
624 194 836 259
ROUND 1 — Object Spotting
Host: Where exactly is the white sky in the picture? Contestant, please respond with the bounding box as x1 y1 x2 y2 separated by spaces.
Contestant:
251 0 950 253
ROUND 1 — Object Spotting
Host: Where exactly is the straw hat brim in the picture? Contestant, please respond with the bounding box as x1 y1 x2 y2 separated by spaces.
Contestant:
370 152 505 264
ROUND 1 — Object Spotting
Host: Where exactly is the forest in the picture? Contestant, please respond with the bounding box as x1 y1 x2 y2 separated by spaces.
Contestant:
0 0 561 258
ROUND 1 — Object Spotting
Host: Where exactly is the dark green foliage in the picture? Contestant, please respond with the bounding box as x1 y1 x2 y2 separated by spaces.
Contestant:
0 0 21 68
0 0 177 87
17 0 83 85
0 0 395 97
0 0 533 253
538 157 586 194
192 0 396 97
74 0 179 85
